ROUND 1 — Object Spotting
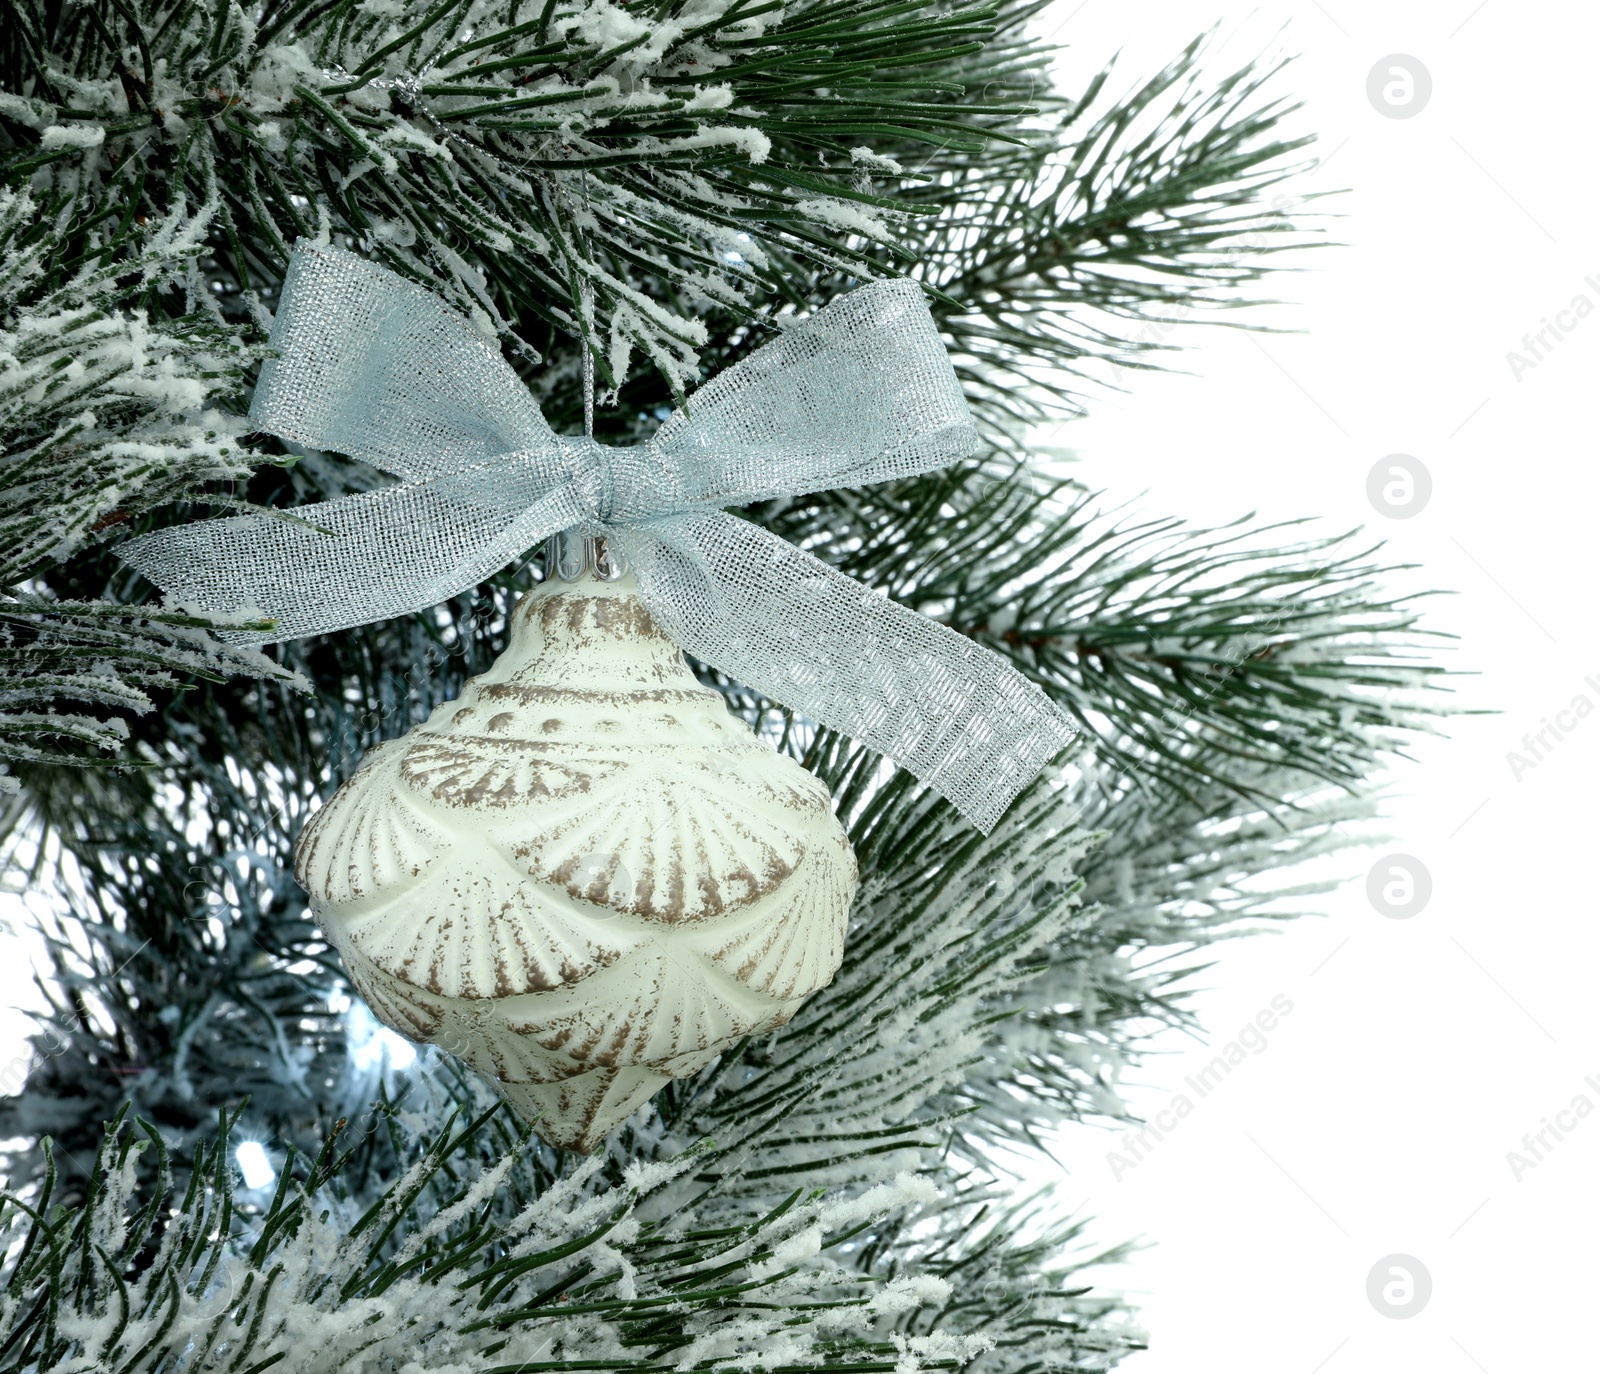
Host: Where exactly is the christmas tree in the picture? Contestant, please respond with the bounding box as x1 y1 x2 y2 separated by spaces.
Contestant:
0 0 1445 1368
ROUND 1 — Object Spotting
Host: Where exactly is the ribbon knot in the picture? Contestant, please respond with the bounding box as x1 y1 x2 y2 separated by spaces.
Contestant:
121 243 1077 832
559 436 618 525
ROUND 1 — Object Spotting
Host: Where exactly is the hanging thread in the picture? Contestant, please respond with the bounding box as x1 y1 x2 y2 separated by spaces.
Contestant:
580 171 595 440
581 278 595 440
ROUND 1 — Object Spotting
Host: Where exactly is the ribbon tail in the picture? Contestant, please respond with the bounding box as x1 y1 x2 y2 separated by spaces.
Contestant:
122 475 586 643
621 511 1078 833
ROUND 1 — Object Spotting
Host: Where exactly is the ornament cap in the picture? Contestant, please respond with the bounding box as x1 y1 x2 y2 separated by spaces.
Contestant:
546 530 627 582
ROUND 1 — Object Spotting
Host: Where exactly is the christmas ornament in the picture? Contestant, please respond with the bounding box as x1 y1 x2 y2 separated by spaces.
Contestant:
123 242 1079 1147
295 536 856 1149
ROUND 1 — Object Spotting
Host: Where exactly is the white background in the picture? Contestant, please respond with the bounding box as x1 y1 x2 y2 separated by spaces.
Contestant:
3 3 1594 1370
1028 2 1598 1371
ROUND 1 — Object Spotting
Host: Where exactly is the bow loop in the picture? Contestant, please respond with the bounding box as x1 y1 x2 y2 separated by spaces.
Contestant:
253 245 558 480
121 243 1076 831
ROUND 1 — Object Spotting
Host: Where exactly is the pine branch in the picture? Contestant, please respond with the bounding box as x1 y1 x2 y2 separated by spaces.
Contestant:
757 458 1451 811
0 7 1452 1368
0 1098 1135 1371
919 35 1326 427
0 186 295 769
1 0 1049 402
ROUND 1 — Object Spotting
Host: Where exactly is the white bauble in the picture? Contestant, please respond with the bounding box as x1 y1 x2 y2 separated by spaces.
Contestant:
295 568 858 1151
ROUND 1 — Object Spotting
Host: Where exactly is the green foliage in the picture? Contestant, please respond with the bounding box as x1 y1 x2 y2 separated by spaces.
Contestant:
0 0 1321 419
0 0 1320 757
2 0 1064 404
0 184 291 767
0 1099 1137 1371
915 36 1319 426
764 465 1447 808
0 0 1452 1368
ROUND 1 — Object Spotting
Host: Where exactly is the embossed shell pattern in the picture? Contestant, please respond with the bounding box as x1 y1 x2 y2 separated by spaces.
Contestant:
295 577 858 1151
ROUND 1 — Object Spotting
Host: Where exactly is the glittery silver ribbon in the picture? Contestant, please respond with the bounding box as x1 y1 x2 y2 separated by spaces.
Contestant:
121 243 1075 830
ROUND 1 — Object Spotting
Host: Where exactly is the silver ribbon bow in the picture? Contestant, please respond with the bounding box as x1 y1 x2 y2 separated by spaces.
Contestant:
122 244 1075 831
